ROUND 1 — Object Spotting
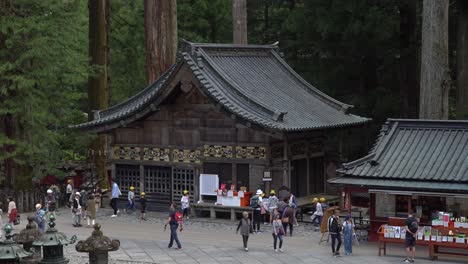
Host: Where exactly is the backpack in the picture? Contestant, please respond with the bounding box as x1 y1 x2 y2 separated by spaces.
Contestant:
250 195 259 208
330 217 342 233
410 220 419 233
175 211 183 224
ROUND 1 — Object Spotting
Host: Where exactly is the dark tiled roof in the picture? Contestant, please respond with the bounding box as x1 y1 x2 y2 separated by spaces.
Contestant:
330 119 468 192
72 42 369 132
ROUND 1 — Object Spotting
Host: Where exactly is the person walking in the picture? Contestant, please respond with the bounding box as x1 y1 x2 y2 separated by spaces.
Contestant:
165 203 183 250
328 208 342 256
65 180 73 208
343 215 355 255
281 200 294 236
94 186 102 213
126 186 135 213
250 189 263 233
86 194 96 227
110 179 121 217
45 189 56 217
236 211 252 252
34 204 48 233
72 192 82 227
140 192 147 220
289 193 298 226
272 213 285 252
80 189 89 220
311 197 324 229
181 190 190 220
268 190 279 224
7 197 17 224
404 210 418 263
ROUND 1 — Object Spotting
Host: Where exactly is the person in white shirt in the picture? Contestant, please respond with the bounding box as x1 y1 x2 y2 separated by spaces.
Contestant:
65 180 73 208
181 190 190 220
311 197 324 228
7 197 17 224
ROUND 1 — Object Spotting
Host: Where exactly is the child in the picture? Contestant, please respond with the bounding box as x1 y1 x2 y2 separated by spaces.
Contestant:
236 211 252 252
140 192 147 220
72 192 82 227
343 215 355 255
87 194 96 227
34 204 48 233
126 186 135 213
272 213 285 252
268 190 279 224
180 190 190 220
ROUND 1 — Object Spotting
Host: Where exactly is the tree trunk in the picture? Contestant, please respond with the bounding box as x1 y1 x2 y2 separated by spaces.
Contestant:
232 0 247 44
457 0 468 119
88 0 109 190
144 0 177 84
399 0 420 119
420 0 450 119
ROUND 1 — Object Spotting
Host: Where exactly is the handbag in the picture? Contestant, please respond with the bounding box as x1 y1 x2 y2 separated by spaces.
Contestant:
282 216 289 224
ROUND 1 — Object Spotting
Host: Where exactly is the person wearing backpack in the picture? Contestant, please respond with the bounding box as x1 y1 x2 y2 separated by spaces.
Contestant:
328 208 342 256
165 203 183 250
250 189 263 233
34 203 48 233
404 210 418 263
236 211 252 251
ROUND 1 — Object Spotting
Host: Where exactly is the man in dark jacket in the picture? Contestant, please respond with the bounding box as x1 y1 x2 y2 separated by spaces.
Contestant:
165 203 183 249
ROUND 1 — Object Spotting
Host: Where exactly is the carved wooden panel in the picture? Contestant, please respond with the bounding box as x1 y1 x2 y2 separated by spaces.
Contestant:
236 146 266 159
173 149 201 163
143 147 170 162
203 145 233 158
112 146 141 160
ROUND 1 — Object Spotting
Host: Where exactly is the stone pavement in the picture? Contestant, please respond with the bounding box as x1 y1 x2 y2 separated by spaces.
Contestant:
6 209 466 264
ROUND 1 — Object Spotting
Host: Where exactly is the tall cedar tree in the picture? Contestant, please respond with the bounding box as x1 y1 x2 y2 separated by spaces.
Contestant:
233 0 247 44
420 0 450 119
0 0 90 189
144 0 177 84
457 0 468 119
88 0 110 189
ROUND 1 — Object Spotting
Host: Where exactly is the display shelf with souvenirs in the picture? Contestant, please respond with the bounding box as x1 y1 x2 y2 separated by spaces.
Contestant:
214 183 252 207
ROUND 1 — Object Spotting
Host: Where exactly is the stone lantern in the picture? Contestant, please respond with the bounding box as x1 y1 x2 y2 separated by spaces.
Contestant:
0 224 34 264
33 214 76 264
14 216 42 263
75 224 120 264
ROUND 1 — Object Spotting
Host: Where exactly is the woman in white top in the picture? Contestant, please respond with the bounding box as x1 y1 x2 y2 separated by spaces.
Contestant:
7 197 17 224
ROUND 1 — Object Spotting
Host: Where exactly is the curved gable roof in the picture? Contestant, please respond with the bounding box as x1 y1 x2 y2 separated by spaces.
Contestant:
72 42 369 132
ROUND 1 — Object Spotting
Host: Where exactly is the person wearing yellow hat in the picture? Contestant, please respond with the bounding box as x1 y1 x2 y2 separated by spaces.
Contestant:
126 186 136 214
181 190 190 220
311 197 324 228
268 190 279 224
140 192 147 220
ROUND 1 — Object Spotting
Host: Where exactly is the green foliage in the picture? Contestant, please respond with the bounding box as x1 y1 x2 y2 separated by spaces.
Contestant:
0 0 91 185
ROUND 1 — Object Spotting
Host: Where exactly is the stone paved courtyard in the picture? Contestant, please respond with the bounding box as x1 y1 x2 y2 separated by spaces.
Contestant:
6 208 467 264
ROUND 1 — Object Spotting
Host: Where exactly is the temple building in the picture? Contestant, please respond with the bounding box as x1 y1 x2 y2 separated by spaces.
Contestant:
73 42 369 210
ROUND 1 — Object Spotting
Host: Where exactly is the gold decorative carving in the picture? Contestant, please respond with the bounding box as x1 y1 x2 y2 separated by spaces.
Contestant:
203 145 233 158
236 146 266 159
143 148 170 162
173 149 201 163
112 146 141 160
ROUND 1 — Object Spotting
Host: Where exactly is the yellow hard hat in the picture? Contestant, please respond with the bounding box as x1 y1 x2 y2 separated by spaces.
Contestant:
270 190 276 195
261 193 265 198
140 192 145 196
313 197 319 203
183 190 189 194
130 186 135 190
320 197 326 202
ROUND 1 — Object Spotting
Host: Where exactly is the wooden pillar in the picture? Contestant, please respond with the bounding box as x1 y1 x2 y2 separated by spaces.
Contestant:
232 162 237 187
283 137 288 187
306 156 310 195
407 195 412 213
111 163 116 180
139 165 145 193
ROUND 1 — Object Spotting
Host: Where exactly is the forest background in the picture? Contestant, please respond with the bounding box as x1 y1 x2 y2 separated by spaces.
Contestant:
0 0 465 189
